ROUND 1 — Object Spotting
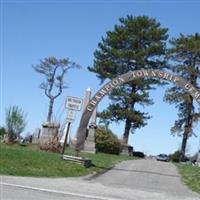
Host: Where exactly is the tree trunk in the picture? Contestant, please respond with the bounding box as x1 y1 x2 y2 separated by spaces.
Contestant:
122 84 136 145
47 99 54 122
180 128 189 162
123 119 131 144
180 95 193 162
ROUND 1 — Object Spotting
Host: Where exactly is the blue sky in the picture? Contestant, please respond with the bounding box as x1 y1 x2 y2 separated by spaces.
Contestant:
1 0 200 155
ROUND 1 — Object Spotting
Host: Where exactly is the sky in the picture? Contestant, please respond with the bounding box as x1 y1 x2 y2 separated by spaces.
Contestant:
1 0 200 155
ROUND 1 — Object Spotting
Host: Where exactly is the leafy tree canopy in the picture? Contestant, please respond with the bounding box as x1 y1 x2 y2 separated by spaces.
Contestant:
164 33 200 161
89 15 168 143
165 33 200 136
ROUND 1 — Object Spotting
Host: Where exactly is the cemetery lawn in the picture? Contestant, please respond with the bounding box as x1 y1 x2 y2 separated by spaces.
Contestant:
0 144 136 177
175 163 200 194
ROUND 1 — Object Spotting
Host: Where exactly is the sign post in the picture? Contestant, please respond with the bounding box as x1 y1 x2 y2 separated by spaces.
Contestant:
66 109 76 122
61 122 71 155
65 96 82 111
61 96 82 155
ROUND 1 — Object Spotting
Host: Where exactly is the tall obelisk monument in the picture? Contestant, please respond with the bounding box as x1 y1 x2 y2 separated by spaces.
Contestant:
82 88 96 153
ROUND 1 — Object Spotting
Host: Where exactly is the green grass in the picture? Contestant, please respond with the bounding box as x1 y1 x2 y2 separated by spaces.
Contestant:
0 143 136 177
175 163 200 193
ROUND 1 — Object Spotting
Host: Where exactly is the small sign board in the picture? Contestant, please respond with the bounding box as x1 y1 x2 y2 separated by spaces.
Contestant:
66 96 82 111
66 109 76 122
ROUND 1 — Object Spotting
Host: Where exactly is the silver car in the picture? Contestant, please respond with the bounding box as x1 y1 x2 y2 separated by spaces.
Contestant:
156 154 169 162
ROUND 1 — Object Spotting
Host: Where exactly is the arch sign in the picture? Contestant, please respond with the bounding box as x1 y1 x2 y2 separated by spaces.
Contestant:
75 70 200 150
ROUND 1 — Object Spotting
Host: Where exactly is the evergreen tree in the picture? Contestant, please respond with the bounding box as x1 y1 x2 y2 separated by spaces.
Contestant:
89 15 168 144
164 33 200 161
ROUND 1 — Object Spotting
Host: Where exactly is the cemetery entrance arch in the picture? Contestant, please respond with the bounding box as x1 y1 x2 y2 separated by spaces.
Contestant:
75 70 200 150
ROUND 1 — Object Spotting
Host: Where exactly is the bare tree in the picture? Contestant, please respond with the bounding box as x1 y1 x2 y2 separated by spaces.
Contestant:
33 56 80 122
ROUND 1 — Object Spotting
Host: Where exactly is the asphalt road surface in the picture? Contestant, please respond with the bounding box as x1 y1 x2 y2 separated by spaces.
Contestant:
0 160 200 200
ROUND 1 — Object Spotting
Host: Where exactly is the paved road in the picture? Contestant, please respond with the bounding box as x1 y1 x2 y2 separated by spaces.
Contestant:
90 159 200 199
0 160 199 200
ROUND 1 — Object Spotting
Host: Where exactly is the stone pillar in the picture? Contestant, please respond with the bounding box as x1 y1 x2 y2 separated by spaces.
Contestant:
83 89 97 153
120 144 133 156
120 144 129 156
40 122 60 146
84 127 96 153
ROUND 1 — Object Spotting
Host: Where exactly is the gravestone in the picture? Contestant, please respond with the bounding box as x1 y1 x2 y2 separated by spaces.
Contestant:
120 145 134 156
84 109 97 153
80 88 97 153
197 150 200 167
84 126 96 153
32 128 41 144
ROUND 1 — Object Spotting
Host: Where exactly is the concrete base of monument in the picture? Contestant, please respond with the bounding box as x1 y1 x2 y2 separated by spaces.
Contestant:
120 145 133 156
83 141 96 153
39 122 60 146
83 128 96 153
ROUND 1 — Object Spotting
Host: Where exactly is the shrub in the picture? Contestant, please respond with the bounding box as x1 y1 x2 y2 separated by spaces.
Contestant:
95 126 122 155
40 137 61 153
5 105 27 142
170 150 181 162
0 127 7 136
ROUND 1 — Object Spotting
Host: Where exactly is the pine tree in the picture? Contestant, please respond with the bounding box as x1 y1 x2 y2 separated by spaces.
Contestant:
164 33 200 161
89 15 168 144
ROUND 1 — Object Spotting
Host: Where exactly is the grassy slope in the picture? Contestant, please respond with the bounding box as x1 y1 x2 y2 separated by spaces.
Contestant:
175 163 200 194
0 144 136 177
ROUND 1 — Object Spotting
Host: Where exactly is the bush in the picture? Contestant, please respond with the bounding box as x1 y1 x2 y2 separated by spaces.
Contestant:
170 150 181 162
5 105 27 142
95 126 122 155
40 137 61 153
0 127 7 142
0 127 7 136
133 151 145 158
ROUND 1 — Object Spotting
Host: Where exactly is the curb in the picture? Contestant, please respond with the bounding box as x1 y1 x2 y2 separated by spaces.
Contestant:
83 165 114 180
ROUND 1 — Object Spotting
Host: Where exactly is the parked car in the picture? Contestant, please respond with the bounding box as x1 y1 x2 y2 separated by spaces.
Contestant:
156 154 169 162
133 151 145 158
